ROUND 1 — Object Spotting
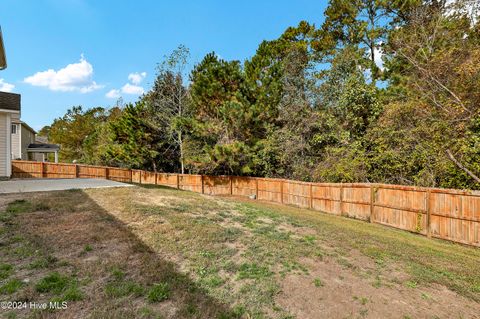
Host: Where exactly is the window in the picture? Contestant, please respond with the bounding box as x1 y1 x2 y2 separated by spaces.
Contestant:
11 124 17 134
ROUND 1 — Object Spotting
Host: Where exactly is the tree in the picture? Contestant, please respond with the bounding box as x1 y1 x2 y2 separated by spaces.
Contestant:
385 0 480 185
106 102 160 170
145 45 191 173
244 21 319 127
46 106 110 163
187 53 257 174
318 0 420 80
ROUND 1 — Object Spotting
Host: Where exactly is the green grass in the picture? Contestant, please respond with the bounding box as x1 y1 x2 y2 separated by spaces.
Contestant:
62 285 84 301
5 200 33 214
110 267 126 280
36 272 71 294
2 200 50 217
0 263 13 280
35 272 84 301
0 279 23 294
3 311 17 319
147 283 170 303
237 263 273 280
313 278 324 287
28 255 58 269
105 280 145 298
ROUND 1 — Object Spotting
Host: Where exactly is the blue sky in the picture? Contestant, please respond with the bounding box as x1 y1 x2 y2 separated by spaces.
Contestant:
0 0 328 130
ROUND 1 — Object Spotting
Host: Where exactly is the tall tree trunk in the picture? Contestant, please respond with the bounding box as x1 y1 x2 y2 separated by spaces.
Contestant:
178 130 184 174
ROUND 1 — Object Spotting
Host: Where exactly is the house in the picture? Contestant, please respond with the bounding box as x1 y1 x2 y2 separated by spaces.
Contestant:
0 91 20 177
27 140 60 163
0 26 13 178
0 28 59 178
11 114 36 160
10 114 60 163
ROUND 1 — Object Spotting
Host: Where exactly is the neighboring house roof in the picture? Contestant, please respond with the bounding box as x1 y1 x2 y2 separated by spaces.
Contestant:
35 136 49 144
11 119 37 134
0 26 6 70
27 143 60 151
0 91 20 111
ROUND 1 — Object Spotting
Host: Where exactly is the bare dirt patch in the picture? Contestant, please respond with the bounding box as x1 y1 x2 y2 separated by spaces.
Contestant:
278 257 480 319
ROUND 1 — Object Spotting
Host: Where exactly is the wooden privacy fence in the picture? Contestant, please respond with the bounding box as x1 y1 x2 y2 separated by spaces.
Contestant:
11 160 480 247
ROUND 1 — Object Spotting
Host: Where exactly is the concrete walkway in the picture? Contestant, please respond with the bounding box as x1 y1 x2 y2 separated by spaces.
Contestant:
0 178 133 194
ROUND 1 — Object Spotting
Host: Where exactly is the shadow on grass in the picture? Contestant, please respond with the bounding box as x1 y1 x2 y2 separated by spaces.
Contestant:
1 189 241 319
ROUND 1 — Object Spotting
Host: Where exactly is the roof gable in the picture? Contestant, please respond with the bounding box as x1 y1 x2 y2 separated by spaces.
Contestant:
0 91 20 111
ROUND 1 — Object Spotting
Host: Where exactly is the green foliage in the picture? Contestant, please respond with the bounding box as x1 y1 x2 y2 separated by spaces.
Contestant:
43 106 119 163
44 1 480 189
106 102 160 170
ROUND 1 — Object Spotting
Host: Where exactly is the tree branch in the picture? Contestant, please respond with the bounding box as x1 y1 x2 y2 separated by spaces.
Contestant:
446 149 480 184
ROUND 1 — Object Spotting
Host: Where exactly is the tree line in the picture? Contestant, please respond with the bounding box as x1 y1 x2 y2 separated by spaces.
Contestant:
39 0 480 189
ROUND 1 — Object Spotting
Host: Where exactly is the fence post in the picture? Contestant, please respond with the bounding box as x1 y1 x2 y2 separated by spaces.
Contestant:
129 169 133 183
201 175 204 194
176 174 180 189
426 190 431 238
75 164 79 178
339 184 343 215
255 178 259 200
280 180 284 204
309 183 313 209
230 176 233 195
139 171 143 184
370 185 375 223
105 167 109 180
41 162 45 178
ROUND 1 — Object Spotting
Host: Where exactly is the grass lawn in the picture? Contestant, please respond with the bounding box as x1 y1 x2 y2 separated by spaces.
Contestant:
0 185 479 318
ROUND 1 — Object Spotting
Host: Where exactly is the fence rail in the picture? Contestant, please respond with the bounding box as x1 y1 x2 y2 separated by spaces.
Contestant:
11 160 480 247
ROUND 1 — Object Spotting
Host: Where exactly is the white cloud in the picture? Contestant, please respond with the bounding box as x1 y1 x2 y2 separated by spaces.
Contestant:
0 78 15 92
121 83 144 95
105 89 121 99
374 47 384 70
23 55 103 93
127 72 146 85
446 0 479 24
106 71 146 98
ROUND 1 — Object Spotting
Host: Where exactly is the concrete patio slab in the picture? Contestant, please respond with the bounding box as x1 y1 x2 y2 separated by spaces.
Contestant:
0 178 133 194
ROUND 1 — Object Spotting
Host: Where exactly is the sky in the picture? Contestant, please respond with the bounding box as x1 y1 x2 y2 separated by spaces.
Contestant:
0 0 329 131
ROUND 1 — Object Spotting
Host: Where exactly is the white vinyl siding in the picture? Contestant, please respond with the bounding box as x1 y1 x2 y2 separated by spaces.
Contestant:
20 125 35 160
11 123 20 159
0 113 8 176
